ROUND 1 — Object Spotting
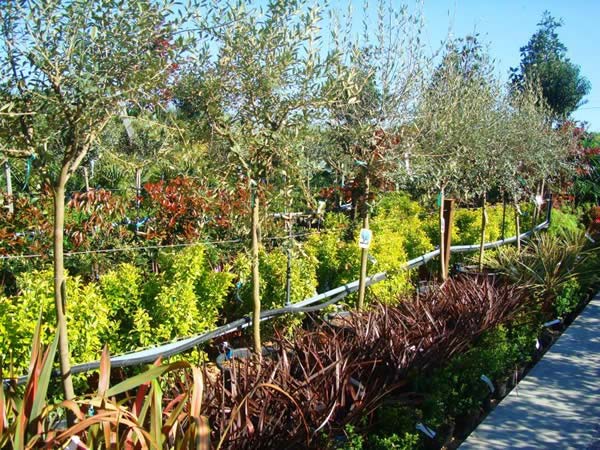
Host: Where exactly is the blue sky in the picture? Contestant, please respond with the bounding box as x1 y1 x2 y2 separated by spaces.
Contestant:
330 0 597 129
417 0 599 130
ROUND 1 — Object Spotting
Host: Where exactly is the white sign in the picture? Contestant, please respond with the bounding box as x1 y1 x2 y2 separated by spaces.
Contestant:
358 228 372 249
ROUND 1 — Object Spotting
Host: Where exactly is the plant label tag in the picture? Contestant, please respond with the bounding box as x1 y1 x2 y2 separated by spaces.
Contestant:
416 422 436 439
544 319 561 328
358 228 372 249
535 194 544 206
536 338 541 350
480 374 495 393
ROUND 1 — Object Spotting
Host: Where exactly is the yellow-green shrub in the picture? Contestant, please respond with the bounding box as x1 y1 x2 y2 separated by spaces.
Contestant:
369 193 434 303
304 225 360 293
234 245 318 333
0 269 110 376
0 245 234 376
150 245 234 342
235 246 318 308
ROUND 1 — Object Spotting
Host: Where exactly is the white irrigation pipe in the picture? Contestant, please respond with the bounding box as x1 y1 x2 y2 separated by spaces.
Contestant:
3 203 552 384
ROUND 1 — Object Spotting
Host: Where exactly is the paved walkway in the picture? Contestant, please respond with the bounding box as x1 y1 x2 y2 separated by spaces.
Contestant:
461 293 600 450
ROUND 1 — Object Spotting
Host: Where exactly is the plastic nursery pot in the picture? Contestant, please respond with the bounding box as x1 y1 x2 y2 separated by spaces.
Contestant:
436 420 455 448
455 264 499 280
539 328 560 350
422 421 455 450
455 408 481 440
482 395 493 412
494 377 510 399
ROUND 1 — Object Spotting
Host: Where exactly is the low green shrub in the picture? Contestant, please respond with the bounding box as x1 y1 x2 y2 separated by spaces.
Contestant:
548 207 583 237
0 244 233 376
554 278 583 317
0 269 110 377
305 214 359 293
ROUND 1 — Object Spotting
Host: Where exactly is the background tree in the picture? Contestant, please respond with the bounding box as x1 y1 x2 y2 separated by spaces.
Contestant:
0 0 186 400
510 11 591 121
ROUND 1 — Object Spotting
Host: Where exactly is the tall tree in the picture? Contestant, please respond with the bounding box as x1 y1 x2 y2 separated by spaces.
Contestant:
191 0 329 354
510 11 590 120
0 0 185 400
327 0 426 307
410 36 500 276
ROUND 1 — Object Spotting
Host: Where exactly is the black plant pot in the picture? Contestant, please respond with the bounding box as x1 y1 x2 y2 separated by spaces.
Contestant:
423 421 455 450
495 378 510 399
539 328 559 350
455 409 480 440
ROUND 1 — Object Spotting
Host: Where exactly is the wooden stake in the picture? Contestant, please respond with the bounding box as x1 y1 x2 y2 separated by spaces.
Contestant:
442 198 454 279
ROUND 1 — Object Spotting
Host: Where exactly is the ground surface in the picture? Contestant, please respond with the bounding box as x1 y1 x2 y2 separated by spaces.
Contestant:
460 293 600 450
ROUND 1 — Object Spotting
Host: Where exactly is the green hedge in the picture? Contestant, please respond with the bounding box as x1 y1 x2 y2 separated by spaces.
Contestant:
0 244 232 376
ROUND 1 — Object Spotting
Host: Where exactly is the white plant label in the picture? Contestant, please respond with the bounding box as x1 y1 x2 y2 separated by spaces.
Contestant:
535 194 544 206
536 338 541 350
480 374 495 393
544 319 561 328
358 228 372 249
416 422 436 439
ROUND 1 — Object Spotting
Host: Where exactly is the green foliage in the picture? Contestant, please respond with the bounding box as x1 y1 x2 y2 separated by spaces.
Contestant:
420 351 490 419
370 193 433 303
0 269 110 376
554 278 582 317
235 245 319 331
369 432 420 450
100 263 153 350
151 245 234 341
337 424 364 450
548 207 583 237
372 193 433 258
369 404 419 447
482 231 597 308
0 245 233 376
305 213 360 292
421 203 522 250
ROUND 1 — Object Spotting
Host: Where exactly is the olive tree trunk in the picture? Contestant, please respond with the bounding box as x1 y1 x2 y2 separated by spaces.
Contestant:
53 169 75 402
251 187 261 355
357 175 370 310
478 192 488 272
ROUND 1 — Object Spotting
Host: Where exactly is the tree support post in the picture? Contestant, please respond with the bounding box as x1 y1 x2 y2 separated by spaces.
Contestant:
285 215 293 307
250 184 262 356
478 192 488 271
442 198 454 280
439 188 446 280
357 175 370 310
514 201 521 252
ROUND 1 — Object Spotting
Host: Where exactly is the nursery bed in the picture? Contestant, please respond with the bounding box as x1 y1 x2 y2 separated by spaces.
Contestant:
460 292 600 449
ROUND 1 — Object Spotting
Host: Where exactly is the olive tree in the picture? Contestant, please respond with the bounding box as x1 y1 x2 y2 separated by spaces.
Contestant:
327 0 426 307
0 0 186 399
502 84 573 248
410 36 498 277
191 0 329 353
